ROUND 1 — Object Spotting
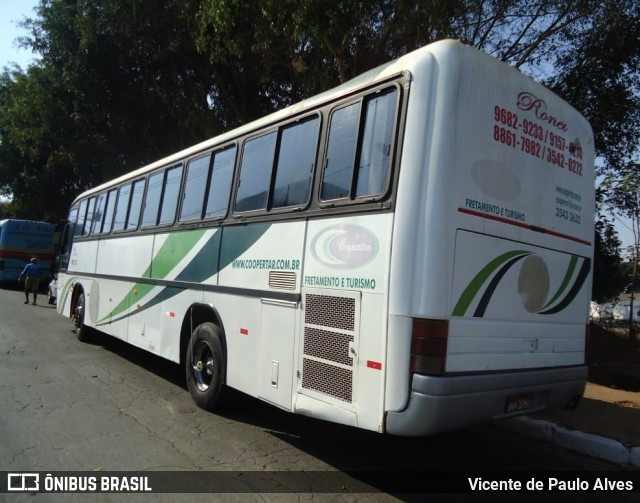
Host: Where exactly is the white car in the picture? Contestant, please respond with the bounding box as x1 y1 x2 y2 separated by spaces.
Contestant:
47 276 57 305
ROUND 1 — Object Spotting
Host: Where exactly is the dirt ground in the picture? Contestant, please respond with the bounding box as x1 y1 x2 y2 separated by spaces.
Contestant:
588 323 640 392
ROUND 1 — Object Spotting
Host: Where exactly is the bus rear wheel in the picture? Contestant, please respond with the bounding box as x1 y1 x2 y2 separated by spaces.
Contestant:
186 322 226 411
72 291 90 342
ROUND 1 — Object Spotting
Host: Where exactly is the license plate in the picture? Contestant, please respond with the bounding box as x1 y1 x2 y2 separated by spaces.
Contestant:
505 394 533 413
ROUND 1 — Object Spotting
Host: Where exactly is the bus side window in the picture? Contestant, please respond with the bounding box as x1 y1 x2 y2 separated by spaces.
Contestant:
91 193 106 235
75 199 88 237
83 197 96 236
272 116 319 209
159 164 183 225
141 172 163 228
112 184 131 232
205 146 236 219
355 89 397 197
180 154 211 221
60 204 79 269
101 188 118 234
126 179 145 230
321 87 398 201
321 103 361 200
235 133 277 213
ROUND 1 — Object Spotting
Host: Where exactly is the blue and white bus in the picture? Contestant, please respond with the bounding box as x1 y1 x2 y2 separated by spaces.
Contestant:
55 40 594 436
0 219 55 284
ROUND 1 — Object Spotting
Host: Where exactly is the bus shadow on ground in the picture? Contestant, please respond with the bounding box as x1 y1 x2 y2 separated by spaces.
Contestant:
81 328 459 459
81 328 186 391
72 328 625 500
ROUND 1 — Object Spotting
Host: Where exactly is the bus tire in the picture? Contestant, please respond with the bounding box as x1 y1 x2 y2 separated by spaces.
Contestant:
72 291 90 342
186 322 226 411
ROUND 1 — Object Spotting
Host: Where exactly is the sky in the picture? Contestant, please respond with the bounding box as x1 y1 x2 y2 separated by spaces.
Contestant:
0 0 41 71
0 1 636 253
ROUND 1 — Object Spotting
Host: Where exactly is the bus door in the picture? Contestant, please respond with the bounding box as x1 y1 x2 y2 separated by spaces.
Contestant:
258 298 298 409
219 222 305 410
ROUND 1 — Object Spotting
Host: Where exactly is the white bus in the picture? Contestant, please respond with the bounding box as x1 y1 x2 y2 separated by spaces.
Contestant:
56 40 594 436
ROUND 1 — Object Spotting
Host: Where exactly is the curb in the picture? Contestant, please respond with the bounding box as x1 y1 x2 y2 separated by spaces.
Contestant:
501 417 640 469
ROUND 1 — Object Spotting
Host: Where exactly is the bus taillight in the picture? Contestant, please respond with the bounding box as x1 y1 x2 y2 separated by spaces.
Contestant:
410 318 449 375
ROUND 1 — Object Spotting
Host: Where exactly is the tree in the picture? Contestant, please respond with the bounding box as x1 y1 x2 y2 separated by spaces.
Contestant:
592 217 627 305
0 0 638 239
0 199 15 219
1 0 224 219
601 162 640 337
196 1 640 169
0 64 88 220
547 1 640 173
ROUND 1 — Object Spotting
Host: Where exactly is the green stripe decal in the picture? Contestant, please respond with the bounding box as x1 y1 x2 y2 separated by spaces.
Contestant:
108 231 224 321
96 223 271 326
97 230 207 323
149 230 207 279
452 250 531 317
542 254 578 310
60 276 78 308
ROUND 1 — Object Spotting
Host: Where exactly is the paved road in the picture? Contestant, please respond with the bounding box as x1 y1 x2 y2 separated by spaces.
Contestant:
0 286 635 501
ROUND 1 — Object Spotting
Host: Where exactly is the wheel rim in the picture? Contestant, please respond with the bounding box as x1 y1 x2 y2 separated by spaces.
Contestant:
191 340 215 392
74 294 85 329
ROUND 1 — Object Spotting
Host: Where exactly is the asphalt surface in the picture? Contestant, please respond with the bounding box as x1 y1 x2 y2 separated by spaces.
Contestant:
0 286 637 502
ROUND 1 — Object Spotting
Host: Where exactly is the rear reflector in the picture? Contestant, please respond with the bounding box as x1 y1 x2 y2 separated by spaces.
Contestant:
410 318 449 375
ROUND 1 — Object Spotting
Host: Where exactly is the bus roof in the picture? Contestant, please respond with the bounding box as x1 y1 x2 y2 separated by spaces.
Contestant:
73 39 470 203
73 38 585 204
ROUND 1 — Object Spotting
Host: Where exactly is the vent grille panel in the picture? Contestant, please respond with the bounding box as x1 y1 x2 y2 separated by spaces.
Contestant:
303 327 353 366
301 291 358 404
304 294 355 331
268 271 296 290
302 358 353 402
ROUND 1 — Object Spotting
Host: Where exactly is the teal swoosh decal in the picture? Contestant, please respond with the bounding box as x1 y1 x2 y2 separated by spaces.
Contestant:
175 230 222 283
96 224 270 326
218 223 271 270
97 230 207 324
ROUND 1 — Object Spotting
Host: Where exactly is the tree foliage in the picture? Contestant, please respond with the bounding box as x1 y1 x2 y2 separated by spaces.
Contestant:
592 212 627 304
0 0 638 299
1 0 218 219
599 162 640 330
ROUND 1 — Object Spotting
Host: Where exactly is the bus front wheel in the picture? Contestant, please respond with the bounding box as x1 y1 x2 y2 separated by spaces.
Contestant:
186 322 226 411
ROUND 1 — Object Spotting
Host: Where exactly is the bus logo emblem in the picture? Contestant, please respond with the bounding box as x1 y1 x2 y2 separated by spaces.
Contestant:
311 224 379 270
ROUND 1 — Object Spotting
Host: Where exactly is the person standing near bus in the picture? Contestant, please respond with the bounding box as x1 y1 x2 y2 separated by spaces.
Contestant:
19 258 42 305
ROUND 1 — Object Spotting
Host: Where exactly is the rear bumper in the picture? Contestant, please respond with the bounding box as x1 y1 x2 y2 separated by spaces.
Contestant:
385 365 587 436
